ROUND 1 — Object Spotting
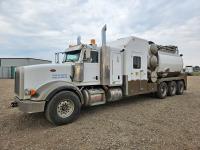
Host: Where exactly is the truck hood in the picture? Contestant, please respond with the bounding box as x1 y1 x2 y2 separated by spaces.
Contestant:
22 63 73 91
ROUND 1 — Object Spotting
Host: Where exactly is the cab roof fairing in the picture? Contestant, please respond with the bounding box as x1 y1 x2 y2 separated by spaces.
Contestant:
107 36 149 50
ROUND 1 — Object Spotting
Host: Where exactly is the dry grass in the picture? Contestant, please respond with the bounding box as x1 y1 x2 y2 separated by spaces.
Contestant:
0 76 200 149
192 72 200 76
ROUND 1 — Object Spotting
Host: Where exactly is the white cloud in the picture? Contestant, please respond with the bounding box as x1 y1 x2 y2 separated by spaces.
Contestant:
0 0 199 66
135 16 200 65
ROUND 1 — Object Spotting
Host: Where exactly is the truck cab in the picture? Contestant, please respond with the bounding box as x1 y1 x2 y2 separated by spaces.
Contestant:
62 44 99 64
68 45 100 84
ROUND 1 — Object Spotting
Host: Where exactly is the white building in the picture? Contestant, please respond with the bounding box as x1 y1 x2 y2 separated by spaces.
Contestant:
0 58 52 79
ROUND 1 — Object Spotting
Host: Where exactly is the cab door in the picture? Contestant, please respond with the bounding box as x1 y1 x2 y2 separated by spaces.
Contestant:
82 50 100 85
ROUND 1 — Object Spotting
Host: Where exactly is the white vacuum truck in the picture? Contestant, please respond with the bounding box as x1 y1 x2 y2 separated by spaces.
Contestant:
13 25 187 125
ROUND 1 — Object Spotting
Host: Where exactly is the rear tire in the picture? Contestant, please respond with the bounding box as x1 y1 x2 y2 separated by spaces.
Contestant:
45 91 81 125
157 82 168 99
167 81 177 96
176 80 184 95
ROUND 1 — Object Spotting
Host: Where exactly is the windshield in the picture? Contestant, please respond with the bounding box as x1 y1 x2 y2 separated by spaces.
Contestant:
64 50 81 62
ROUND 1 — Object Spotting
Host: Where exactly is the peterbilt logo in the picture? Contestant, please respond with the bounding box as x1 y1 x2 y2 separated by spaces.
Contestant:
50 69 56 72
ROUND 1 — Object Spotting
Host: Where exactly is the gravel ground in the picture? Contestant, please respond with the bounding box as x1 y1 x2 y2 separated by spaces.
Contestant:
0 76 200 150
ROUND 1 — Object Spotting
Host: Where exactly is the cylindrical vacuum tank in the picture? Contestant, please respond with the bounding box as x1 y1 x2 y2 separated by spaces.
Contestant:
157 51 183 77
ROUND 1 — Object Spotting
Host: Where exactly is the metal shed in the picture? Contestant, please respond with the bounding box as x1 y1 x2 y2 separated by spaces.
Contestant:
0 58 52 79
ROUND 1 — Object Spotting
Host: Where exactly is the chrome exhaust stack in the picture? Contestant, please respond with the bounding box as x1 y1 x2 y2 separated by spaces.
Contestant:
100 24 110 85
77 36 81 45
101 24 107 46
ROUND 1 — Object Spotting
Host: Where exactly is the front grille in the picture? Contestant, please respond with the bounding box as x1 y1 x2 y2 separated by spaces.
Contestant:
15 70 20 95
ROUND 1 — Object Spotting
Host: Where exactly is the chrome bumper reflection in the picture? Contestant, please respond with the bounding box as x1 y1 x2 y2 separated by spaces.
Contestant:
15 97 45 113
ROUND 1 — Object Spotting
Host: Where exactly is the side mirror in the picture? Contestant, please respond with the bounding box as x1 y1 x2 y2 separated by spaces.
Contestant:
180 54 183 57
55 53 59 63
55 52 65 63
83 50 91 61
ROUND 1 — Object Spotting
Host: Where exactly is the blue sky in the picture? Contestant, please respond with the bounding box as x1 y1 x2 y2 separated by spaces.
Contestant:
0 0 199 65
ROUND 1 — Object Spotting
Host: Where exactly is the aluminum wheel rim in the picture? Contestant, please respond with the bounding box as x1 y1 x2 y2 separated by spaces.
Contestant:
57 99 75 118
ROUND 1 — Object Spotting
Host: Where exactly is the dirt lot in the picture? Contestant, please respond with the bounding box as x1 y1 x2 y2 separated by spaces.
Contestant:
0 76 200 150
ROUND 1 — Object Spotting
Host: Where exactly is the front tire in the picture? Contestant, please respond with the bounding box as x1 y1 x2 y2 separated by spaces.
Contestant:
157 82 168 99
45 91 81 125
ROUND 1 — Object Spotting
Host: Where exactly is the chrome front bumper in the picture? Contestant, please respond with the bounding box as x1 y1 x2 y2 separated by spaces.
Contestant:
15 97 45 113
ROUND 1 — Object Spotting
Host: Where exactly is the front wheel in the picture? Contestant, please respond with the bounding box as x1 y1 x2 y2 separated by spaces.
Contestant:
45 91 81 125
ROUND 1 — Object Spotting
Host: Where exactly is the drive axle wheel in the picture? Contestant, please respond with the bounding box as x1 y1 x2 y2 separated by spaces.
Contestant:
45 91 81 125
176 80 184 95
157 82 168 99
168 81 177 96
